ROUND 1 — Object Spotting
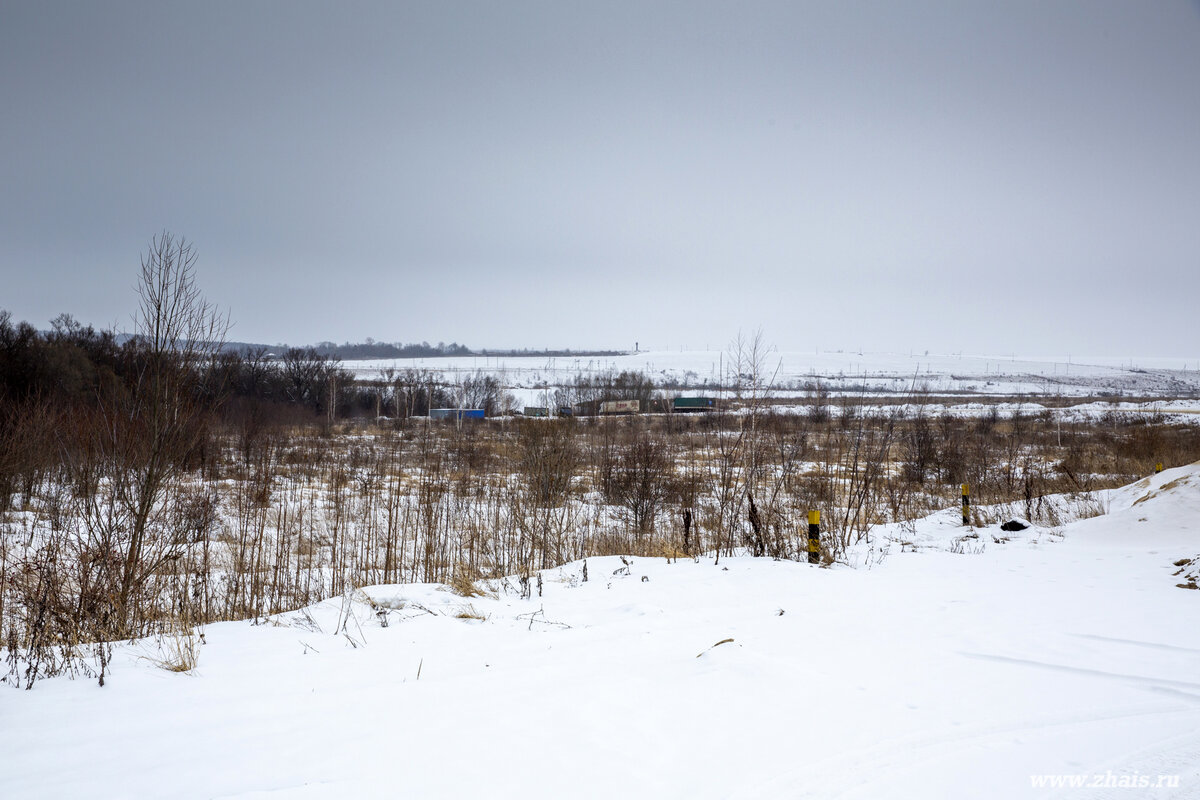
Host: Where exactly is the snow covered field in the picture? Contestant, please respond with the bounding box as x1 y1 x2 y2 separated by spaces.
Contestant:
5 466 1199 798
344 349 1200 406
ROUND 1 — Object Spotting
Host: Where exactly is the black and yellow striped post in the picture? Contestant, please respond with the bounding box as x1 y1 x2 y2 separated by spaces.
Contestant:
961 483 970 526
807 510 820 564
1155 462 1164 474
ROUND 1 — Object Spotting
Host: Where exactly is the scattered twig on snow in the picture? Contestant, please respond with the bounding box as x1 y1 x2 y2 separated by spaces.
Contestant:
696 638 734 658
515 606 571 631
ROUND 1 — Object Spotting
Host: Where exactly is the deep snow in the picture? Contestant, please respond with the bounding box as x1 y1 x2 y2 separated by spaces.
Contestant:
4 467 1200 799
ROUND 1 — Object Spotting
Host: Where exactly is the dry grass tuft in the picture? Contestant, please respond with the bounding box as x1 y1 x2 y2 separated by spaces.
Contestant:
147 626 202 674
450 564 483 597
453 604 488 621
651 543 692 560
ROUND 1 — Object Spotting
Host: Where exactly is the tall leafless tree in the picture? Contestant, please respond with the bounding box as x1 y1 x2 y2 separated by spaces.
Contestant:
114 232 229 629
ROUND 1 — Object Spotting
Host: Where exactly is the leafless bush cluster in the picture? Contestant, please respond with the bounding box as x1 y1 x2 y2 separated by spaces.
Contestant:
8 390 1198 683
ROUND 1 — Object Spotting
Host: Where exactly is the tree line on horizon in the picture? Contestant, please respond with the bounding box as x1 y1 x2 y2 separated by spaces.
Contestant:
222 340 627 361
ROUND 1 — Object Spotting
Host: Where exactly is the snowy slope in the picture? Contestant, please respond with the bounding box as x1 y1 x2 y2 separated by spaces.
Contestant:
4 468 1200 798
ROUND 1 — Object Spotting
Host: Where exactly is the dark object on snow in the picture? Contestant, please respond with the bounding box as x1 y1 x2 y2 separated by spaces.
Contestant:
1000 520 1029 532
674 396 717 412
746 493 765 557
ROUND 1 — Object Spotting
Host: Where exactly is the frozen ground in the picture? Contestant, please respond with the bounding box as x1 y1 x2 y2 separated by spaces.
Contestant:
343 350 1200 417
347 347 1200 422
345 349 1200 401
4 466 1199 797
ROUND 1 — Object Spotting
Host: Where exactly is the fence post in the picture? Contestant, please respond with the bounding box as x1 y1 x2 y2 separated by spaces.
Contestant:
807 510 820 564
961 483 970 526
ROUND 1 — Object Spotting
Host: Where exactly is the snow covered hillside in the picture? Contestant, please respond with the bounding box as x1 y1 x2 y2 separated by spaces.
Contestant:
4 467 1200 799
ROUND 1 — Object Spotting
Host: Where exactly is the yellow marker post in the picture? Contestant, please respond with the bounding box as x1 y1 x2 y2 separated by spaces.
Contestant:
1156 463 1164 474
961 483 970 526
807 510 820 564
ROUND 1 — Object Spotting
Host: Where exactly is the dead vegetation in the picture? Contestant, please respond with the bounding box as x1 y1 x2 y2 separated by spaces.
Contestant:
5 399 1198 688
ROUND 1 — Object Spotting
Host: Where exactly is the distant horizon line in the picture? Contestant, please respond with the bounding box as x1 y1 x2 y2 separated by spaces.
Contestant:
86 333 1200 366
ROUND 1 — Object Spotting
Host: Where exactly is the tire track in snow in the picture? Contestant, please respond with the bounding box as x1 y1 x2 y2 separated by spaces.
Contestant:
730 703 1194 799
1071 633 1200 655
1042 726 1200 800
959 652 1200 691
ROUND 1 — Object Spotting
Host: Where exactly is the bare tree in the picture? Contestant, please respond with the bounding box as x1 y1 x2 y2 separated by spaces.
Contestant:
513 419 583 569
711 329 780 560
114 232 229 630
608 431 671 536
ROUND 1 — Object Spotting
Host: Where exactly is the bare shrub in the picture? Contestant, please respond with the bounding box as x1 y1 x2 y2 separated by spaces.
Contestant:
606 432 672 535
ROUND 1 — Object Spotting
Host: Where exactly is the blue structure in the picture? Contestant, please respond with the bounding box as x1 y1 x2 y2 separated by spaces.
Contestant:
429 408 486 420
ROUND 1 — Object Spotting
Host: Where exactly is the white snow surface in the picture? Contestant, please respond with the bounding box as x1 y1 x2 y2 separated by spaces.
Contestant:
5 467 1200 798
345 349 1200 401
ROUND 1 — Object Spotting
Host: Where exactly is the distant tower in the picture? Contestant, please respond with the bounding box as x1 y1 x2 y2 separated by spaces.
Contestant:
635 341 639 353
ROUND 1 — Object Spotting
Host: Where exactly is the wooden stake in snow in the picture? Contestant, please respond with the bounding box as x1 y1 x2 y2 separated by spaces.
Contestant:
807 510 820 564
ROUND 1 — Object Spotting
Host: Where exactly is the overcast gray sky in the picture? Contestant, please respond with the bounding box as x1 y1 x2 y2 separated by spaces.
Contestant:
2 1 1197 355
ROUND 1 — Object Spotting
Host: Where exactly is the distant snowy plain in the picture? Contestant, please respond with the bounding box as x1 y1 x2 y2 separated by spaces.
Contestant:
344 349 1200 409
5 465 1200 798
